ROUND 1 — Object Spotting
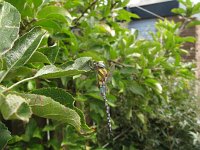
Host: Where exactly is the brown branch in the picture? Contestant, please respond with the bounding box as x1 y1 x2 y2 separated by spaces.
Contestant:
178 17 190 35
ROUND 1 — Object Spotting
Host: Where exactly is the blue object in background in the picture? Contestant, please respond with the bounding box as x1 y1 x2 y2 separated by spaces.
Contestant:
128 19 156 40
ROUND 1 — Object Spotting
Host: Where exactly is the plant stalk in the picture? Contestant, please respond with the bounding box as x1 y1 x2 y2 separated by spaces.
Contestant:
2 76 36 93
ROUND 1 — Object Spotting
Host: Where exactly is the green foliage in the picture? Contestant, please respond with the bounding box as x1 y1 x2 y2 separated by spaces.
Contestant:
187 20 200 27
0 1 94 149
34 57 91 79
0 0 200 149
0 94 32 122
31 87 93 133
117 9 140 21
172 0 200 16
0 27 45 82
27 51 51 64
22 94 82 131
0 1 21 54
172 0 200 27
0 121 11 149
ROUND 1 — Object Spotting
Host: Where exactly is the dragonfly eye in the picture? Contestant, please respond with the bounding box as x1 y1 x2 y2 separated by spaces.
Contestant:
96 61 105 68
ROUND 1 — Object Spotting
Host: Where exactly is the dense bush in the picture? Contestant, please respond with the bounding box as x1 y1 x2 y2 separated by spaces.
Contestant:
0 0 200 149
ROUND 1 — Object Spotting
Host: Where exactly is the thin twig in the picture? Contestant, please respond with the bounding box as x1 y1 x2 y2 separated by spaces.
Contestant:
20 18 37 35
46 119 50 141
74 0 98 25
102 128 130 148
178 18 190 35
2 76 36 93
108 60 123 67
111 1 119 10
108 59 127 67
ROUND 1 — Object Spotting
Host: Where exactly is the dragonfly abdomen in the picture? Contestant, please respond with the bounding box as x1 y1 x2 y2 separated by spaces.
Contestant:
100 86 112 134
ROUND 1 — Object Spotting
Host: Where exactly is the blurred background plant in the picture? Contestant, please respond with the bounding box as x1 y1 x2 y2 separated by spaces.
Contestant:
0 0 200 149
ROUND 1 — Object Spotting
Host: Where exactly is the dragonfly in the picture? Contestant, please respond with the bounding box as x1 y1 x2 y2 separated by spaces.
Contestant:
92 61 112 136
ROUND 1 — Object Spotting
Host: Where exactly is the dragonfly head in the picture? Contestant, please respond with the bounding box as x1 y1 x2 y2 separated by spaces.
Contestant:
94 61 106 68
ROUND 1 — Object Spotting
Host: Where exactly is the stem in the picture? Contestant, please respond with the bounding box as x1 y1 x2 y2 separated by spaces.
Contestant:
2 76 36 93
0 71 8 83
178 18 189 35
102 128 130 148
111 1 119 10
108 59 130 67
46 119 50 141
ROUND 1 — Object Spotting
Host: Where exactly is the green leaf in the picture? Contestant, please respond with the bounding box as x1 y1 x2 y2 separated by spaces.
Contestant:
39 46 59 64
179 0 192 7
65 57 91 70
31 87 74 107
185 0 192 7
120 0 131 7
127 81 145 96
0 57 92 92
137 113 146 125
171 8 186 15
187 20 200 28
0 27 45 82
27 51 51 64
22 93 84 133
8 135 23 145
192 2 200 14
78 51 103 61
22 119 42 142
0 1 21 54
34 57 91 79
64 0 84 9
5 0 35 18
34 65 86 79
96 24 115 36
34 19 62 32
0 58 3 70
0 94 32 122
46 13 70 23
37 5 72 23
0 93 4 108
36 13 70 29
145 79 163 94
31 88 93 133
42 124 55 132
102 0 111 17
116 9 139 22
32 0 43 8
0 121 11 150
178 36 196 43
5 27 45 68
5 66 33 80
